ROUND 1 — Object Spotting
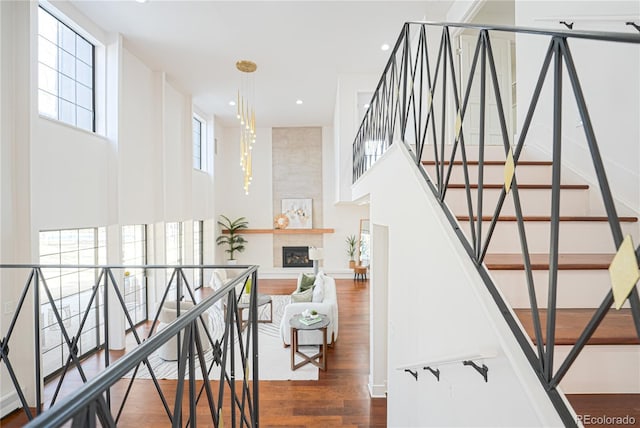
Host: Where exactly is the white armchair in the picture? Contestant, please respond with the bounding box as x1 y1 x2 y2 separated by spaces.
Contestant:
279 272 339 346
157 301 213 361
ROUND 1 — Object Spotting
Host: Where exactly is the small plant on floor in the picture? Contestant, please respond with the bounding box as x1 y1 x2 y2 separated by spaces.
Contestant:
216 215 249 262
346 234 357 268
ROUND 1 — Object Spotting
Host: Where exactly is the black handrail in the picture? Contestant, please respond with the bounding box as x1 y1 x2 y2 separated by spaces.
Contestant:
407 20 640 43
353 21 640 426
1 264 260 427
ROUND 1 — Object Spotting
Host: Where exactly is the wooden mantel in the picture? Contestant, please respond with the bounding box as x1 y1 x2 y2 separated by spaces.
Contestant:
222 228 335 235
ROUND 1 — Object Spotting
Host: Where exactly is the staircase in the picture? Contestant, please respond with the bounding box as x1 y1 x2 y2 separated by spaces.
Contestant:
352 20 640 425
422 145 640 407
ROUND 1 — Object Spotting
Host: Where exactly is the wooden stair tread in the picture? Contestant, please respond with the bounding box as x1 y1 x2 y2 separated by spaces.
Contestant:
448 183 589 190
422 160 552 166
567 394 640 423
514 308 640 345
484 253 613 270
457 215 638 222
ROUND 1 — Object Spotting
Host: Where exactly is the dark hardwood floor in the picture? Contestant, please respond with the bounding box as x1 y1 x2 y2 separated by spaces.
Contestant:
1 278 386 427
4 278 638 427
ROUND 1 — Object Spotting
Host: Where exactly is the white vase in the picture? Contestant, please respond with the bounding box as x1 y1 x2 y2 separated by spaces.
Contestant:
226 259 237 265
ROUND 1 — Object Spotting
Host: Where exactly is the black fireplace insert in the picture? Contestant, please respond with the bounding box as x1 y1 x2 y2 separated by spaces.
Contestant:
282 246 312 268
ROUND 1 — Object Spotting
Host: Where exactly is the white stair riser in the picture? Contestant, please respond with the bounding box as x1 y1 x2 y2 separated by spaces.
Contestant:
423 164 554 184
554 345 640 393
421 145 520 161
490 270 625 308
457 221 638 254
443 188 590 216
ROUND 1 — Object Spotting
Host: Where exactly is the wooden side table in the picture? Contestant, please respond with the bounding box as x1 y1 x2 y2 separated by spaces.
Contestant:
353 265 367 280
289 313 330 371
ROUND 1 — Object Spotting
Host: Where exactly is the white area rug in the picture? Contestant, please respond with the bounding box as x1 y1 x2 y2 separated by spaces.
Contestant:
124 295 318 381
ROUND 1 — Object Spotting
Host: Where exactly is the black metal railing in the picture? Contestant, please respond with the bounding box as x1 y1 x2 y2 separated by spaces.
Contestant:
353 21 640 425
0 264 259 427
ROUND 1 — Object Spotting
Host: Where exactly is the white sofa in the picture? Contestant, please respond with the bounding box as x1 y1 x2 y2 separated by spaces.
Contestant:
279 272 339 346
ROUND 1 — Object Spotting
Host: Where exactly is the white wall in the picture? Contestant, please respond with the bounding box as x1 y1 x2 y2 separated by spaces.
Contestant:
163 82 192 221
515 1 640 216
0 0 37 416
353 143 568 427
32 120 111 230
369 223 389 397
215 126 273 267
334 73 379 203
322 126 369 273
119 48 158 224
214 125 368 277
0 1 218 414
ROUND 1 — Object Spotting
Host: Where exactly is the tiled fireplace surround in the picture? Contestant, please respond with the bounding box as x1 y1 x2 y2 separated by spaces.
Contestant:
272 127 323 268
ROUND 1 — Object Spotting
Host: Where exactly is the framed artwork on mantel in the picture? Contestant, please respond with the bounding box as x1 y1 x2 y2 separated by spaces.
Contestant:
281 198 312 229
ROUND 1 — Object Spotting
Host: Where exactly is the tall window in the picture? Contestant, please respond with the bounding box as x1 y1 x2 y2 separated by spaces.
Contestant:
165 222 185 296
39 227 106 379
193 116 203 170
38 6 95 132
193 220 204 289
165 222 185 266
122 225 147 326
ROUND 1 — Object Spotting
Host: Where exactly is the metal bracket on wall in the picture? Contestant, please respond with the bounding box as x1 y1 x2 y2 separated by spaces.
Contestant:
404 369 418 381
423 366 440 381
463 360 489 382
626 22 640 33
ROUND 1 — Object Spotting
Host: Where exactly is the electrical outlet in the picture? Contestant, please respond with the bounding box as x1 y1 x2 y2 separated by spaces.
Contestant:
3 300 16 315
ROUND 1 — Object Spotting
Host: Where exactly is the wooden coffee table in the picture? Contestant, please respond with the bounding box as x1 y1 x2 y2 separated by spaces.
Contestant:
289 313 330 371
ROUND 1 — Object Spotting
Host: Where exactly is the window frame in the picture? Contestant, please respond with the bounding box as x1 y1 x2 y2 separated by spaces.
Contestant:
121 224 148 328
37 5 96 133
192 115 204 171
39 226 106 381
193 220 204 289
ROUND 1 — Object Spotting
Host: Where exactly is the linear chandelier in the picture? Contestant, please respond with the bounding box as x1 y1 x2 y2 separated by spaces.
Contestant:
236 60 257 195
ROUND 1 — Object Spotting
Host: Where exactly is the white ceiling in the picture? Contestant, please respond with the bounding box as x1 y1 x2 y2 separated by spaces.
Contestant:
69 1 454 127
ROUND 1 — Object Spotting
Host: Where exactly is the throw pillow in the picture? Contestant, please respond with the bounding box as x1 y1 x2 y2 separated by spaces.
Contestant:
299 273 316 292
312 275 325 303
211 271 225 290
291 287 313 303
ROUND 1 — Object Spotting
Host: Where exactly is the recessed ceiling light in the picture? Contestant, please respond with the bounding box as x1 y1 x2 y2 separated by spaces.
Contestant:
135 0 148 3
296 99 303 105
229 100 236 106
381 43 390 51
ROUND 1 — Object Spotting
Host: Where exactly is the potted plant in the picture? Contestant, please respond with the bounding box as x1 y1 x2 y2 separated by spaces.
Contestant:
346 234 357 268
216 215 249 263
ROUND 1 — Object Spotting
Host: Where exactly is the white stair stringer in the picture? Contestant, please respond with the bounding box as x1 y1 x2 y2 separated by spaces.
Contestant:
353 143 570 427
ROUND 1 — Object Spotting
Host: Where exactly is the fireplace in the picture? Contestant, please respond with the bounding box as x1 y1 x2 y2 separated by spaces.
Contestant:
282 246 312 268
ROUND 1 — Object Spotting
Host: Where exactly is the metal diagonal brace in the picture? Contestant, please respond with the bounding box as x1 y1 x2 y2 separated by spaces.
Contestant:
404 369 418 381
423 366 440 381
463 360 489 382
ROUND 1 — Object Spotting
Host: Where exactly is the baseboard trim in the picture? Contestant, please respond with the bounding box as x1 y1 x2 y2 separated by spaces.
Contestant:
368 383 387 398
257 268 356 280
1 390 20 419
